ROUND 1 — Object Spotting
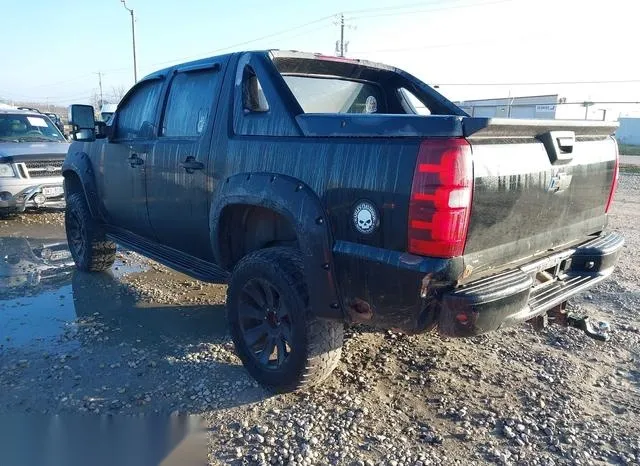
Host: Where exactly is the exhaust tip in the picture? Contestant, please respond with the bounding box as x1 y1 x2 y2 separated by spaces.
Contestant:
347 298 373 323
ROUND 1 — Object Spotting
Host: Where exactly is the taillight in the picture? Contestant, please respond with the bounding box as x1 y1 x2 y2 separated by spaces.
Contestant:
408 138 473 258
605 144 619 213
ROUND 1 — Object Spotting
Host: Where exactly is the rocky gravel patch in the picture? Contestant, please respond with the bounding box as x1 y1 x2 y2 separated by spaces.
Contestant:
0 207 64 226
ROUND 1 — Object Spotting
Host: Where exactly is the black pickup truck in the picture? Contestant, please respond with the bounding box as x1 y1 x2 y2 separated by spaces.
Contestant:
63 50 623 391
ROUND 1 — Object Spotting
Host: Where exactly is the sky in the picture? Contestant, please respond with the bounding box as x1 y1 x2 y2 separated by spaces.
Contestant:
1 0 639 116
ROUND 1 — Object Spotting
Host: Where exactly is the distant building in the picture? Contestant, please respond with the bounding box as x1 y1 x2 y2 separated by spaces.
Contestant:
456 94 612 121
617 118 640 145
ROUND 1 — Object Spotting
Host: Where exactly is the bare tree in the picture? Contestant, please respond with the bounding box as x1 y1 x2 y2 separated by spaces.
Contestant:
109 85 127 105
91 91 103 111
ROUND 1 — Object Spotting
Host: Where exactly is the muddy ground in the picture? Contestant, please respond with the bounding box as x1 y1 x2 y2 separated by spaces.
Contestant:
0 175 639 466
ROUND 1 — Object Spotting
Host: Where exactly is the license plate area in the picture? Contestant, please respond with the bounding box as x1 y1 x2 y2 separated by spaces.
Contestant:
521 250 574 290
42 186 64 198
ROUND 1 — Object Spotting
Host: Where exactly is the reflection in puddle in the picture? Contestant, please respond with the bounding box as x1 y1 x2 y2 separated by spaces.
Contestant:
1 283 78 351
1 236 227 353
0 237 74 297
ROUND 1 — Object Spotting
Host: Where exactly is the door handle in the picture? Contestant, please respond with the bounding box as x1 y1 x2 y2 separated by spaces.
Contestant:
129 154 144 167
180 156 204 173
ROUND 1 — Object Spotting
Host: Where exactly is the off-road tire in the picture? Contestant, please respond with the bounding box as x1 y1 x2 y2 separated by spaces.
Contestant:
65 192 116 272
227 247 344 392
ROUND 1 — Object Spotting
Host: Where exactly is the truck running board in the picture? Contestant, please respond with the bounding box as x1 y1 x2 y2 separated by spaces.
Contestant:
105 228 230 284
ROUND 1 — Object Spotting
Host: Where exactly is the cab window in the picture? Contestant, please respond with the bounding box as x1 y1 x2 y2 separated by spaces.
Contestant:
161 68 220 137
114 80 163 140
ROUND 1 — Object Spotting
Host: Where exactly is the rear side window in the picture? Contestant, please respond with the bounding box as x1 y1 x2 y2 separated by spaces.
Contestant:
399 88 431 115
282 76 386 114
162 69 219 137
115 80 163 139
242 66 269 113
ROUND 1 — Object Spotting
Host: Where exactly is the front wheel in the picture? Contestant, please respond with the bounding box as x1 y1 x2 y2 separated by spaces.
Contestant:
227 247 344 392
65 192 116 272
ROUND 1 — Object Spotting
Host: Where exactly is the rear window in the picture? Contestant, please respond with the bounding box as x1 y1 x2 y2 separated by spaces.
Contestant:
282 76 386 114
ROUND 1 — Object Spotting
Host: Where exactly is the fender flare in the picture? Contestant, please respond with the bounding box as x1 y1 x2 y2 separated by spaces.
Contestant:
210 173 344 320
62 150 106 222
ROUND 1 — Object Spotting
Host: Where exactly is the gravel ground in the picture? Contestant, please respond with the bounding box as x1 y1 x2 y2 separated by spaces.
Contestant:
0 176 639 465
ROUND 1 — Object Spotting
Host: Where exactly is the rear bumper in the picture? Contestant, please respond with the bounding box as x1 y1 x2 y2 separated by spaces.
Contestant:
332 232 624 335
440 232 624 336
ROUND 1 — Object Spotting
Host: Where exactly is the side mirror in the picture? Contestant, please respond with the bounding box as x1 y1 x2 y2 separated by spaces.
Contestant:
68 104 96 142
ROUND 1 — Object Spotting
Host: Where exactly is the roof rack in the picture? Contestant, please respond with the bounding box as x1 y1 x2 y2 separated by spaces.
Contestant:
17 107 41 113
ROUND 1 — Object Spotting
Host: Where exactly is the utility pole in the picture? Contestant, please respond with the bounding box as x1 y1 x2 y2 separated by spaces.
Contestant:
121 0 138 83
339 14 345 57
334 13 354 57
95 72 103 107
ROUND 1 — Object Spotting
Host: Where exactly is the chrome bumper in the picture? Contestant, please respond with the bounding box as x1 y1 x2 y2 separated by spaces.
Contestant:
0 183 65 212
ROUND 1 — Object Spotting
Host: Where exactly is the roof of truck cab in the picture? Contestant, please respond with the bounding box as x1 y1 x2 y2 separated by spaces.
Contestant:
270 50 397 72
140 50 397 82
140 52 237 81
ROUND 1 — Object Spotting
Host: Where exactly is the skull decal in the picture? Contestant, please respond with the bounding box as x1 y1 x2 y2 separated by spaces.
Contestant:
357 209 373 230
353 201 379 234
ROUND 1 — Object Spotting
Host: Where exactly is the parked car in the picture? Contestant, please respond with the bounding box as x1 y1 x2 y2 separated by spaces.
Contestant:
62 50 622 392
16 107 66 137
99 104 117 123
0 236 74 295
0 108 69 214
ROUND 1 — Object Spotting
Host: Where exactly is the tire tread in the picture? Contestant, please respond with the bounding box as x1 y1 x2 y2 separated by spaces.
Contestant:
228 247 343 391
66 192 116 272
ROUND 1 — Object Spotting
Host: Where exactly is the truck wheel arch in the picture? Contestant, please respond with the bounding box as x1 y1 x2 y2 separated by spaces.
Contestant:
210 173 343 321
62 150 105 222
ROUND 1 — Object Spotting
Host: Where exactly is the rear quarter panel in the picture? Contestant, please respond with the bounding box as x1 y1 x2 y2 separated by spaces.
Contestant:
218 136 420 252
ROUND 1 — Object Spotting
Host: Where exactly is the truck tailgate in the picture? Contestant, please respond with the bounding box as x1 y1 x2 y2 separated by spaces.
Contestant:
462 118 618 278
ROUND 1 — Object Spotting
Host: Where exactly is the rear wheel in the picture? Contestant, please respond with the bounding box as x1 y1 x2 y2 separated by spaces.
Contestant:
227 247 344 392
65 192 116 272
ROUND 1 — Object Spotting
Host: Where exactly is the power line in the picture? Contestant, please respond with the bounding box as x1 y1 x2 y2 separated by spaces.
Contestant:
13 74 96 91
343 0 448 14
150 1 508 68
458 100 640 107
356 37 520 54
432 79 640 86
276 24 334 42
5 94 95 105
342 0 507 16
348 0 514 20
7 1 517 97
148 15 335 69
6 0 635 103
151 2 488 68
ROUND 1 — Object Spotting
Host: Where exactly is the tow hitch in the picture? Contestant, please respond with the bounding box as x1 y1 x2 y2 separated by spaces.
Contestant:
565 313 611 341
529 303 611 342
